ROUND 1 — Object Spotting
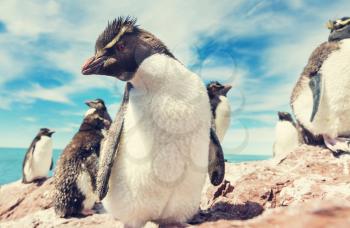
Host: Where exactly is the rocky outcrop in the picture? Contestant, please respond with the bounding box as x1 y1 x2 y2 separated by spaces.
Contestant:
196 200 350 227
0 178 53 221
192 145 350 225
1 145 350 227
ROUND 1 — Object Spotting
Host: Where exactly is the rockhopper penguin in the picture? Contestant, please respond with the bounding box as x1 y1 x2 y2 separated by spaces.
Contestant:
53 99 111 218
81 17 225 227
291 17 350 155
207 81 232 142
22 128 55 183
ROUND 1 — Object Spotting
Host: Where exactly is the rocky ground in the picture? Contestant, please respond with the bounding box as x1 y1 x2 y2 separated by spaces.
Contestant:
1 145 350 227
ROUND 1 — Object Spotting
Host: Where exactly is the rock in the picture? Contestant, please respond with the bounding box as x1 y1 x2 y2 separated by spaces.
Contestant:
1 145 350 227
196 200 350 227
0 178 53 221
0 209 120 228
201 145 350 212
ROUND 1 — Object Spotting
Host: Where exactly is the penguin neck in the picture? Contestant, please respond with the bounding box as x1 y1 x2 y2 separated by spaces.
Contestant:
210 95 221 118
79 122 102 132
35 136 52 155
129 53 180 93
85 108 96 117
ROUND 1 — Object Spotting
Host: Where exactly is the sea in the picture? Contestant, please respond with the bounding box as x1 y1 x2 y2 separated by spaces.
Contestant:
0 147 270 185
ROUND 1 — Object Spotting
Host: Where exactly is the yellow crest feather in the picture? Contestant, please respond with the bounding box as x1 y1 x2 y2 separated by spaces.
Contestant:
104 26 127 49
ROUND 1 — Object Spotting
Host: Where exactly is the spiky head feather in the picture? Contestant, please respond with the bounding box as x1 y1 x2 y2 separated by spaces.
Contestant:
95 16 138 52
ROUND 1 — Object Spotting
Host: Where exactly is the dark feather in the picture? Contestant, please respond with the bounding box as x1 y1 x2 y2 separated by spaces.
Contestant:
208 128 225 186
22 136 40 183
53 129 103 217
96 83 131 200
95 16 138 51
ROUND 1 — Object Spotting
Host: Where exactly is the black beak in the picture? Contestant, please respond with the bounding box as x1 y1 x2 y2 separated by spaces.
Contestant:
81 54 108 75
48 130 55 136
278 112 292 121
222 85 232 96
85 100 95 107
328 25 350 41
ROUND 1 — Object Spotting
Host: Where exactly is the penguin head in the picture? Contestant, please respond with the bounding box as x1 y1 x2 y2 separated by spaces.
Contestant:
327 17 350 41
277 111 293 122
85 98 107 111
83 100 111 130
82 16 174 81
207 81 232 99
38 128 55 137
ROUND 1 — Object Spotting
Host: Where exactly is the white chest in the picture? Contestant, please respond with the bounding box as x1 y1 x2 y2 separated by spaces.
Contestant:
294 39 350 137
274 121 299 157
103 54 212 224
84 108 96 117
215 96 231 141
121 82 211 174
316 39 350 136
25 136 53 180
33 136 52 159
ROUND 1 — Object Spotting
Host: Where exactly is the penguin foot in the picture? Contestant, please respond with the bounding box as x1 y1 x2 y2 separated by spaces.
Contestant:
81 208 95 216
323 135 350 156
92 202 106 214
33 177 47 186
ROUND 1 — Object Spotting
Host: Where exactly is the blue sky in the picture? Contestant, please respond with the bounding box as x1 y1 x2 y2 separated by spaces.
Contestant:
0 0 349 155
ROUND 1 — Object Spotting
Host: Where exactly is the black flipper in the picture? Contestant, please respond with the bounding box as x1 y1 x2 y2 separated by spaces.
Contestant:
96 83 131 200
22 137 39 183
208 128 225 186
309 73 322 122
50 159 53 171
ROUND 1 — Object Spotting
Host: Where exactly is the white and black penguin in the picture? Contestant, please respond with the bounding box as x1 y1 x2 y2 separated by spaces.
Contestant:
22 128 55 183
273 112 300 162
207 81 232 142
291 17 350 155
53 99 111 218
81 17 225 227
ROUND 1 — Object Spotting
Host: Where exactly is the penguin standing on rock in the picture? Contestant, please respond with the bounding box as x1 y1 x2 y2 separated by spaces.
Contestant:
273 112 300 163
22 128 55 183
81 17 225 227
291 17 350 155
207 81 232 142
53 99 111 218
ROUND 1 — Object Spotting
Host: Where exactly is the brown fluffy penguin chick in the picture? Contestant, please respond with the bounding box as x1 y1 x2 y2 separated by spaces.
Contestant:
53 99 111 218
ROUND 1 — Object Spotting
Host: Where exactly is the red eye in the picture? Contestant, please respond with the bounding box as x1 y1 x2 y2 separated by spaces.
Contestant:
117 44 125 51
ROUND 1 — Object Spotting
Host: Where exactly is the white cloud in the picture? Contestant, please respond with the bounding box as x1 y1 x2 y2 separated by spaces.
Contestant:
289 0 304 9
263 27 327 79
59 110 84 117
22 116 37 122
199 65 247 87
0 51 25 85
242 82 293 113
0 0 249 109
0 96 11 110
55 123 80 133
0 0 62 37
1 0 350 153
16 83 71 104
